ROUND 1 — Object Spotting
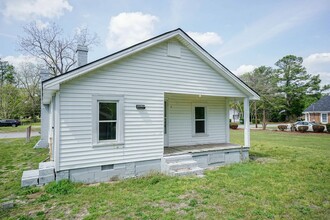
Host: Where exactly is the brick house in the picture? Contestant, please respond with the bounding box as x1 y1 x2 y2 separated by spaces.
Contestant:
303 96 330 124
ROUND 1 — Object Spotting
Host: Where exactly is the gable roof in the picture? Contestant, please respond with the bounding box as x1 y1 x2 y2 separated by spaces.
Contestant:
304 96 330 112
43 28 260 103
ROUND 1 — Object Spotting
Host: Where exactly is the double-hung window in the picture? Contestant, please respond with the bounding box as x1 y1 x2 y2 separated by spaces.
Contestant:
93 95 124 146
321 113 328 124
99 102 117 140
194 106 206 134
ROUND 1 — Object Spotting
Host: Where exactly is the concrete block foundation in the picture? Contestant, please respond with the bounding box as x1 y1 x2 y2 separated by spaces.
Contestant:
56 159 162 184
21 146 249 186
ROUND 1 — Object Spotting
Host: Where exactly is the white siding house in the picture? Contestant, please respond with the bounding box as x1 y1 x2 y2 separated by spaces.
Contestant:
34 29 259 183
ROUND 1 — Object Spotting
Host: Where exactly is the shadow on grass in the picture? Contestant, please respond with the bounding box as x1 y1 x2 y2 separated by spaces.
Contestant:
249 151 271 160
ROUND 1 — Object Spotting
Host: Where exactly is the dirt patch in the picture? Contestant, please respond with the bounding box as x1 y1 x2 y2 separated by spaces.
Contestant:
152 199 188 213
178 190 200 200
250 156 278 164
75 206 90 219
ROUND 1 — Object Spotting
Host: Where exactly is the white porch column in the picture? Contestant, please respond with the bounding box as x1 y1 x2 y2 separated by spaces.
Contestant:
225 98 230 143
244 97 250 147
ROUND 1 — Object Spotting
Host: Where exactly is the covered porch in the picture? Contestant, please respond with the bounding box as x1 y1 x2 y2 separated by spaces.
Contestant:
163 93 251 151
161 93 251 174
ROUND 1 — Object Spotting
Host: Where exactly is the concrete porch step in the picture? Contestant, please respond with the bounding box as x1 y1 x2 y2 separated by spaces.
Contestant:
21 161 55 187
169 167 204 176
167 160 198 170
162 153 204 177
163 154 193 163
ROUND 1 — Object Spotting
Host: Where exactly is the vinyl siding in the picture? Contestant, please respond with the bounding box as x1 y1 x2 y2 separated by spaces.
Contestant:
58 39 245 171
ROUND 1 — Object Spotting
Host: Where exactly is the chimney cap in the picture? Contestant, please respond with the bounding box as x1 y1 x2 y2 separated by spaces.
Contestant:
76 44 88 52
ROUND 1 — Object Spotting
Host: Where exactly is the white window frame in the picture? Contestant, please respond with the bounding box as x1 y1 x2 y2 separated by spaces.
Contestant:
92 95 124 147
192 104 207 136
321 113 328 124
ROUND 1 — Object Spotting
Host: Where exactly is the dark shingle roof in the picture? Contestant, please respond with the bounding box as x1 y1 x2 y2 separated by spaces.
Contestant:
304 96 330 112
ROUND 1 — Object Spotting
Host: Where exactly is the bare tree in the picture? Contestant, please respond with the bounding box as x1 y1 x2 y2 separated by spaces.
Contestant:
15 62 41 121
18 22 98 76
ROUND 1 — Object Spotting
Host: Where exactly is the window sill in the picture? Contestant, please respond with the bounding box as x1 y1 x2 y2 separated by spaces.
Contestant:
92 141 124 148
192 133 208 137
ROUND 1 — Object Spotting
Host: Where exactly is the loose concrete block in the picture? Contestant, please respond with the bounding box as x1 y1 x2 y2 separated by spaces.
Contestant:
39 174 55 185
56 170 69 181
2 201 14 209
21 169 39 187
39 161 55 176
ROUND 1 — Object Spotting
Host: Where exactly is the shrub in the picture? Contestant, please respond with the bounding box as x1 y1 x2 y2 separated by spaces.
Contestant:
298 126 308 133
239 119 244 124
277 125 288 131
230 123 238 129
326 124 330 133
312 125 325 133
252 119 260 124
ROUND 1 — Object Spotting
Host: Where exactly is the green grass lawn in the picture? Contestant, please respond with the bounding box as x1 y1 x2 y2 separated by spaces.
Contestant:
1 131 329 219
0 123 41 133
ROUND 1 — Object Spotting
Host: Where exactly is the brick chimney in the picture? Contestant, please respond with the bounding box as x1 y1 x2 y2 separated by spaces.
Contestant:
40 68 51 82
76 45 88 67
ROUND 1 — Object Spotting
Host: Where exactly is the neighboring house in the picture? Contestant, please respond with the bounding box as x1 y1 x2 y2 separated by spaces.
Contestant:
229 108 240 122
303 96 330 124
22 29 259 186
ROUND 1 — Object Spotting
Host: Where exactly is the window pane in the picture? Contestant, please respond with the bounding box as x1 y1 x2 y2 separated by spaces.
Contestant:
322 114 326 121
195 107 205 119
99 103 116 120
99 122 116 140
195 121 205 133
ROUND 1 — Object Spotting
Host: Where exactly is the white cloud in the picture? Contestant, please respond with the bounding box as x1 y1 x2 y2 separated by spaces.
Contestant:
2 55 39 68
304 53 330 86
187 32 223 47
2 0 72 21
35 19 49 29
304 53 330 65
315 72 330 86
106 12 159 51
233 64 256 75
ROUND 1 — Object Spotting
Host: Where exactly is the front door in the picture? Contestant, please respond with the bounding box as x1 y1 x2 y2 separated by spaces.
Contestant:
164 101 169 147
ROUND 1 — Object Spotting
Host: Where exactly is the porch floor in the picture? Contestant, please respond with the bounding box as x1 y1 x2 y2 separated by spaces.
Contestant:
164 143 243 155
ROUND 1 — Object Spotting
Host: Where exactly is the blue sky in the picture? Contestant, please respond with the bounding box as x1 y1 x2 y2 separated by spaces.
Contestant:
1 0 330 85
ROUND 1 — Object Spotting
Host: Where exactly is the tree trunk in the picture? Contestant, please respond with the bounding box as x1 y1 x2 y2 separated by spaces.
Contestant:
262 108 266 130
255 101 258 128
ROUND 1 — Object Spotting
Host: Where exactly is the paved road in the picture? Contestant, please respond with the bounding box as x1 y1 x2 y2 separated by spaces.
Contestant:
0 131 40 139
237 123 283 129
